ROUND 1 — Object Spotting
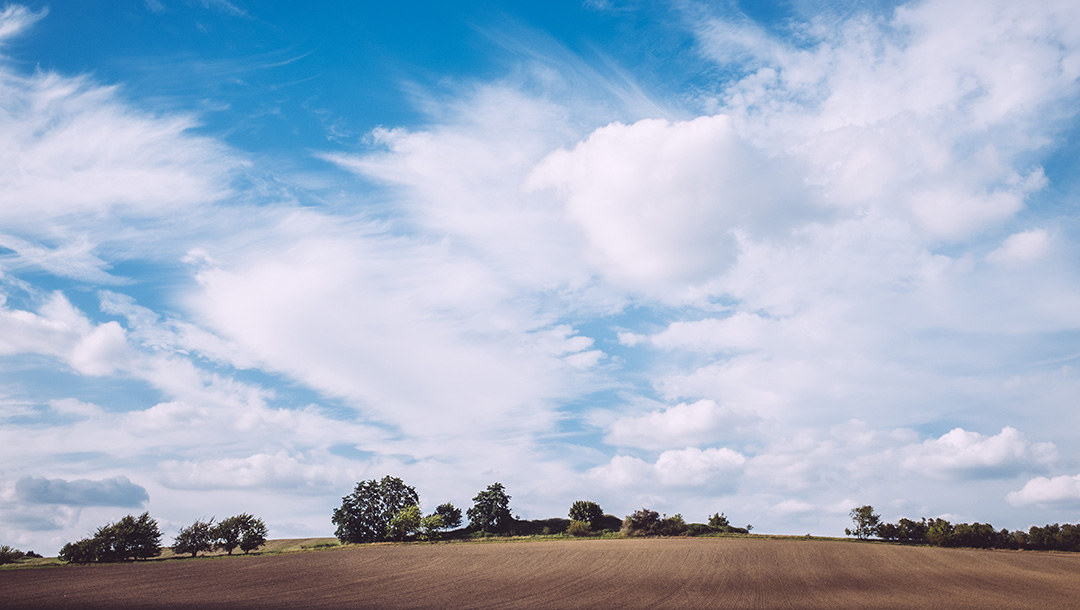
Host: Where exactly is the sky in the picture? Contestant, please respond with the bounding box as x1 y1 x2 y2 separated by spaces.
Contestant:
2 0 1080 554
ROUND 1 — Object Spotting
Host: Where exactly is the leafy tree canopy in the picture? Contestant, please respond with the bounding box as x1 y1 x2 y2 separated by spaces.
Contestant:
173 518 216 558
434 502 463 529
467 482 512 533
59 512 162 563
845 505 881 540
332 476 419 544
568 501 604 529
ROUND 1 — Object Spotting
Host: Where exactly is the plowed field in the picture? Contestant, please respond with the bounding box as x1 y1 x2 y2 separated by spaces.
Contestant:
6 537 1080 609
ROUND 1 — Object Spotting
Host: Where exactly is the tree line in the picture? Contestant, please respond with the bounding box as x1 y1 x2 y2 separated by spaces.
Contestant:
847 505 1080 551
331 476 751 544
57 511 268 563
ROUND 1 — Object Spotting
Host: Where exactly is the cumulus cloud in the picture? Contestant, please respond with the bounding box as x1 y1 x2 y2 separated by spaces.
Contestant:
986 229 1053 266
0 291 133 376
526 115 813 291
14 475 148 507
1007 473 1080 507
588 447 746 490
901 427 1057 480
604 399 759 450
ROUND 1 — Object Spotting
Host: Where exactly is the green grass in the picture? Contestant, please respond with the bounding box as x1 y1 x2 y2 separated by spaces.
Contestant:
8 532 884 569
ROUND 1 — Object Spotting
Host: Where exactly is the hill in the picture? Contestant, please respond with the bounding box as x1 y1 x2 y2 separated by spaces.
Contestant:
4 537 1080 608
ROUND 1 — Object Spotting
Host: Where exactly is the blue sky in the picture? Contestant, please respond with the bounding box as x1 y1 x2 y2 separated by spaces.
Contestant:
3 0 1080 553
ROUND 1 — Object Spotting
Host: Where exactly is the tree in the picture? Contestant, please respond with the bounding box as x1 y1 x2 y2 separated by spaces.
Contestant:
59 539 100 564
239 516 268 554
387 505 422 541
213 516 243 555
0 545 25 565
434 502 463 529
173 518 216 558
418 514 446 542
58 512 161 563
467 482 513 533
845 505 880 540
214 513 267 555
332 476 419 544
568 501 604 530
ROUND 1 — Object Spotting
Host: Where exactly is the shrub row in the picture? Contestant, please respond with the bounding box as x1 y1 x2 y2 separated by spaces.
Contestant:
57 511 268 563
877 517 1080 551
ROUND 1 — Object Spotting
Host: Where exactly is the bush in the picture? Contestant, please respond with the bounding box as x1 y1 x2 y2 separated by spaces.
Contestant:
567 520 592 537
0 545 25 565
59 539 101 564
658 514 688 536
503 518 569 536
595 514 623 532
708 512 730 529
622 508 661 537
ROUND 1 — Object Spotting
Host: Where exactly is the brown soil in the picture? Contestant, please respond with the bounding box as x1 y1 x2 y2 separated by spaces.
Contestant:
5 537 1080 609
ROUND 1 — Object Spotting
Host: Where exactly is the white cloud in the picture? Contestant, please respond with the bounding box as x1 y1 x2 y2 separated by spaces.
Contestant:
184 215 604 440
0 234 122 283
901 427 1057 480
0 70 235 230
588 447 746 490
769 499 815 516
159 451 351 493
704 0 1080 240
0 5 46 43
987 229 1053 266
1007 473 1080 507
526 115 813 292
0 291 134 376
604 399 759 450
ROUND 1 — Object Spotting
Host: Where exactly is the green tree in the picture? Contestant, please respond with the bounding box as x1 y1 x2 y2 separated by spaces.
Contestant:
568 501 604 530
213 516 243 555
59 539 100 564
59 512 161 563
434 502 463 529
172 518 216 558
418 514 446 541
467 482 513 533
0 545 25 565
845 505 880 540
332 476 419 544
214 513 267 555
387 505 422 541
239 515 268 554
